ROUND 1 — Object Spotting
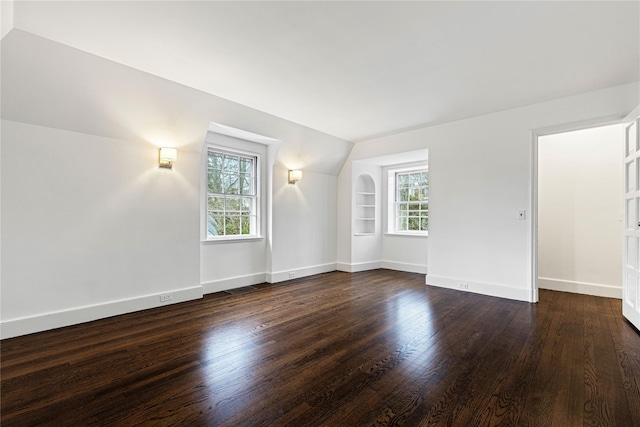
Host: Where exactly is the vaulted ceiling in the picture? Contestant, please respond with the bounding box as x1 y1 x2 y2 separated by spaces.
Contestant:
6 1 640 142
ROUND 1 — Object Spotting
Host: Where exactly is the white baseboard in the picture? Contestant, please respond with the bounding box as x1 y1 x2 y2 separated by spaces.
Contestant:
538 277 621 299
427 275 532 302
0 286 203 340
267 263 336 283
202 273 267 294
381 260 427 274
336 261 382 273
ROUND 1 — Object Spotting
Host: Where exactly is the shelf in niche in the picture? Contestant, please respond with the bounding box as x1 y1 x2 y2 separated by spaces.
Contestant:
354 174 376 236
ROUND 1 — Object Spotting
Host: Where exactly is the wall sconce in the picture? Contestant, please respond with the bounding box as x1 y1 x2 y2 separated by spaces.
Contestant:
159 147 177 169
288 169 302 184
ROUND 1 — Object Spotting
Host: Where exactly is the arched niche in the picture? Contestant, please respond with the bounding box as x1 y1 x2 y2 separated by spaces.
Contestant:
354 174 375 235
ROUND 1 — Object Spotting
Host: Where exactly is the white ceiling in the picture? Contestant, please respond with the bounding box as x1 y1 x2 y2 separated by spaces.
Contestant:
10 1 640 142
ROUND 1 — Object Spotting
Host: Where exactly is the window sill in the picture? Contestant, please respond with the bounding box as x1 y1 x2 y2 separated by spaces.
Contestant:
201 236 265 244
384 232 428 238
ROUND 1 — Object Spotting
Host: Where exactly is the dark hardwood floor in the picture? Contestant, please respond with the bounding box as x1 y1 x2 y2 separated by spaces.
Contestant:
2 270 640 426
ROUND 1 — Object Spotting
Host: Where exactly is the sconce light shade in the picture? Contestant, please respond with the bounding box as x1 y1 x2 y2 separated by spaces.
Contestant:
288 169 302 184
159 147 177 169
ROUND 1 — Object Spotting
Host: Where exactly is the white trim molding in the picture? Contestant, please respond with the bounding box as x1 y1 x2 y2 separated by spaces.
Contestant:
202 263 339 293
538 277 622 299
427 275 531 302
202 273 267 294
381 260 427 274
0 286 204 340
267 263 336 283
336 261 382 273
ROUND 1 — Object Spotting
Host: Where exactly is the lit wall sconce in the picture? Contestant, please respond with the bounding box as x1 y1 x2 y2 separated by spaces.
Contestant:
288 169 302 184
159 147 177 169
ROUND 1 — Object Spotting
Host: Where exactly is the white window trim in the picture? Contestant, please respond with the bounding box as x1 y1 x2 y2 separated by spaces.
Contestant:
386 163 429 237
202 144 263 242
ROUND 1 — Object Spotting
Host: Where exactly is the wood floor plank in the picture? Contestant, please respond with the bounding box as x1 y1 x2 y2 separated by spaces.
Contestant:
2 270 640 426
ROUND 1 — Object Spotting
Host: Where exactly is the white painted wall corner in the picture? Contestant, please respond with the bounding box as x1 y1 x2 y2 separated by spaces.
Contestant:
381 260 427 274
336 261 382 273
201 273 267 294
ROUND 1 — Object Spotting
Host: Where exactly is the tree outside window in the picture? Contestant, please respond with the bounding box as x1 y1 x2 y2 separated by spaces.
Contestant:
206 151 257 237
395 170 428 233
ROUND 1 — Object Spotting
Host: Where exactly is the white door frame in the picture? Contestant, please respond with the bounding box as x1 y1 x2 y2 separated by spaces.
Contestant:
529 115 626 303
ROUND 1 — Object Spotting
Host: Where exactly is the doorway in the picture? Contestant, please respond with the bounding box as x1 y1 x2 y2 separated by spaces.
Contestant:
534 123 624 299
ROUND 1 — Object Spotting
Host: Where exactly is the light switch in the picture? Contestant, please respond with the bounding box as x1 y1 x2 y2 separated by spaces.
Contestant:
517 209 526 220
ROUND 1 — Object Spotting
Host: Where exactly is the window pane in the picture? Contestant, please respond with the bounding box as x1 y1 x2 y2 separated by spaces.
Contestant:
208 197 225 212
398 216 408 231
208 171 223 194
208 152 224 170
225 197 241 212
241 213 251 235
224 155 239 172
207 214 224 237
240 158 252 173
224 174 239 194
241 198 252 212
225 215 240 235
393 168 428 233
240 173 251 195
206 150 258 239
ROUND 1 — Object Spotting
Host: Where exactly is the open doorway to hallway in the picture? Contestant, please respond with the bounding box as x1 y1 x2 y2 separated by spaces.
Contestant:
537 124 624 298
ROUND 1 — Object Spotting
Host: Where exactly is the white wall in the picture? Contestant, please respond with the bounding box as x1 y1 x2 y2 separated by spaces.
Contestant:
1 30 351 338
538 124 623 298
336 160 353 267
1 120 202 337
270 166 337 281
337 83 638 301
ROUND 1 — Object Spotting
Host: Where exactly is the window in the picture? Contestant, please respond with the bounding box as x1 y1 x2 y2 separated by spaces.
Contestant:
394 169 428 234
206 149 258 238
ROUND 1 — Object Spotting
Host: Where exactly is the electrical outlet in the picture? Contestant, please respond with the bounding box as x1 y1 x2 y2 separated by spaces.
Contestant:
289 272 295 279
459 283 469 290
160 293 172 302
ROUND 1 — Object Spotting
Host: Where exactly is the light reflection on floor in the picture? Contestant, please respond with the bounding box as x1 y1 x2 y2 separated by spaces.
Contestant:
195 284 447 417
382 289 443 379
201 323 256 392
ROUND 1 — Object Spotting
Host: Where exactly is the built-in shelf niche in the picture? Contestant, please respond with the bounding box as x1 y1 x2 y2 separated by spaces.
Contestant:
355 174 375 235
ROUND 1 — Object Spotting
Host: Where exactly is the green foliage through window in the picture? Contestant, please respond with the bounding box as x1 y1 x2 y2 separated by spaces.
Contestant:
396 170 428 232
207 150 257 237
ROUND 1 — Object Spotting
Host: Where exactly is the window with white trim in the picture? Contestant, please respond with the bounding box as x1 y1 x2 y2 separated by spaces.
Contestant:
206 149 258 238
392 169 429 234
